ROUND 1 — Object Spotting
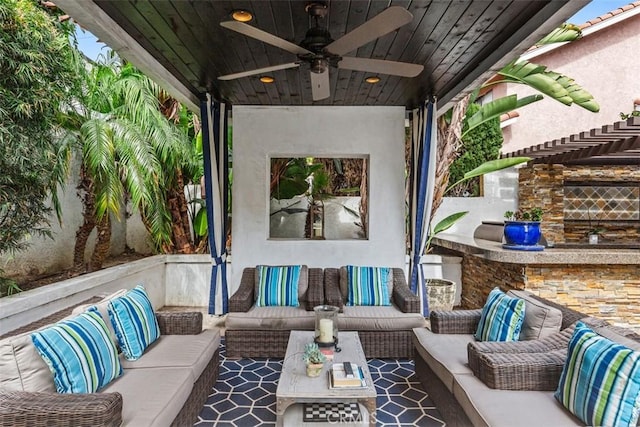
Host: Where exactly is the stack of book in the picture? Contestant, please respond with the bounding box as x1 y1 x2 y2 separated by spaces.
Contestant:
328 362 366 388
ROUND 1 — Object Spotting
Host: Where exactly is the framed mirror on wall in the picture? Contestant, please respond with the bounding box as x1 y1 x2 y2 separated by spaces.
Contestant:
269 156 369 240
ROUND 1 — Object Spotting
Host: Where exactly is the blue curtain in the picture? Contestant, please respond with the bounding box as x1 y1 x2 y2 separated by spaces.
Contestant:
200 95 229 314
408 98 438 316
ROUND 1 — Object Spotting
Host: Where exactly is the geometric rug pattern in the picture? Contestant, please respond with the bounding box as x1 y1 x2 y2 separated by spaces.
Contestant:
195 339 445 426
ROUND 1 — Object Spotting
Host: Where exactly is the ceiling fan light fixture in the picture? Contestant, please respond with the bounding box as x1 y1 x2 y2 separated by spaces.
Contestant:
310 58 328 74
259 76 275 83
365 76 381 84
231 9 253 22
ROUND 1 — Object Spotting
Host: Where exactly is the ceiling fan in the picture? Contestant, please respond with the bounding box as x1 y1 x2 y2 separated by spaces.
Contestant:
218 2 424 101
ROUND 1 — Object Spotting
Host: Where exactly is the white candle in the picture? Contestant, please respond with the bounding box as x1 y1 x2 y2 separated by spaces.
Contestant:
319 318 333 343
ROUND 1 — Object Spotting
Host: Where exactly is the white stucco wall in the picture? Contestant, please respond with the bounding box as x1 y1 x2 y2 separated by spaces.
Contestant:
231 106 406 293
502 13 640 153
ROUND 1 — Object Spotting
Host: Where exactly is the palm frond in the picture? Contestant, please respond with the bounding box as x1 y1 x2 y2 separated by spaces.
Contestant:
463 94 542 138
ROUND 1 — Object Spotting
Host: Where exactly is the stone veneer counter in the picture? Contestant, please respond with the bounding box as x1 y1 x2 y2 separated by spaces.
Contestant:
433 234 640 265
432 234 640 333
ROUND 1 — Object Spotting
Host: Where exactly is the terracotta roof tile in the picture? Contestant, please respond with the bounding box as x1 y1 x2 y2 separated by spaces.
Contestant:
579 1 640 29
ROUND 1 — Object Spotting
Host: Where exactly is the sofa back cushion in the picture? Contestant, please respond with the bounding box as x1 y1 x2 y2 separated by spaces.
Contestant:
555 321 640 427
254 265 308 304
108 285 160 360
31 309 122 393
507 290 562 340
255 265 302 307
339 266 393 303
475 287 525 342
0 328 59 392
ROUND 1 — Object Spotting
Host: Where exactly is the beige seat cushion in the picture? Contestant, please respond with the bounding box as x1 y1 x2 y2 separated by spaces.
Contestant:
254 265 309 304
225 306 316 330
0 329 55 392
507 290 562 340
452 373 582 427
412 328 474 392
102 367 192 427
339 306 426 330
121 329 220 382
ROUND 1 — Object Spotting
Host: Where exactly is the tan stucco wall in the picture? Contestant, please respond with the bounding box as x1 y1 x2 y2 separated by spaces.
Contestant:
502 13 640 153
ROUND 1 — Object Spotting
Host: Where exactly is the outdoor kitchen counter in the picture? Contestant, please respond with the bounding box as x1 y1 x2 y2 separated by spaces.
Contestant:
433 234 640 265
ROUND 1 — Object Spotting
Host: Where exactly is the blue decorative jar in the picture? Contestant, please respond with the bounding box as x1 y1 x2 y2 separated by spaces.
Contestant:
503 221 542 246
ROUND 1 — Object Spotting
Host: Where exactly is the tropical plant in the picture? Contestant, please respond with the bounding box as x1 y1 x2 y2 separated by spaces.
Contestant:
57 58 199 271
0 0 81 290
504 208 544 222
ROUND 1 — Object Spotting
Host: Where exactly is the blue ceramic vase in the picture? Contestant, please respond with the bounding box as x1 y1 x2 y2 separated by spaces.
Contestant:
503 221 541 246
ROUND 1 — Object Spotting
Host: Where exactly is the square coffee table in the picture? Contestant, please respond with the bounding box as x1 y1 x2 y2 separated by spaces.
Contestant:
276 331 376 426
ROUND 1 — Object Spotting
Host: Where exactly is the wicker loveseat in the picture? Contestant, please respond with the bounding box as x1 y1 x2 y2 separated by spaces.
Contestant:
412 291 640 427
225 266 425 359
0 296 220 427
324 267 426 358
225 266 325 358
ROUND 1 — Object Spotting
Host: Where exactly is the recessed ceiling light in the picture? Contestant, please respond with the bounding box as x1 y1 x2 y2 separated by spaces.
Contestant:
231 9 253 22
365 76 380 84
260 76 275 83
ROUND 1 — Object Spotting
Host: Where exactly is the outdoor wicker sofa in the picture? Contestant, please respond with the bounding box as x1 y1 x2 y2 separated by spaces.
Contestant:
225 266 425 359
324 267 426 359
412 291 640 427
0 304 220 427
224 266 325 358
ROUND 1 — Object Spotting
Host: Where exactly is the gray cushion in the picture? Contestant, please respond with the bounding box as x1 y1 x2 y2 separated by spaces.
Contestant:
507 290 562 340
225 306 316 330
102 367 192 427
412 328 474 392
254 265 308 303
121 329 220 382
338 307 426 331
452 373 583 427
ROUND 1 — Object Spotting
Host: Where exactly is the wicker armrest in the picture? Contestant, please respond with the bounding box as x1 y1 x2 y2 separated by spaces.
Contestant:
229 268 255 312
305 268 324 311
391 268 420 313
469 348 566 391
0 390 122 427
430 309 482 334
156 311 202 335
323 268 344 310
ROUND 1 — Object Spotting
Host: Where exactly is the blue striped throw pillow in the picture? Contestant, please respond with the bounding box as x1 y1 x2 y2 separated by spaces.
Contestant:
255 265 301 307
346 265 391 306
31 309 122 393
474 287 525 341
555 322 640 427
108 285 160 360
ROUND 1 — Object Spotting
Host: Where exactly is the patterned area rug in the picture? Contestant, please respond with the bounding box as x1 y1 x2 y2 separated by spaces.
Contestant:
195 339 444 426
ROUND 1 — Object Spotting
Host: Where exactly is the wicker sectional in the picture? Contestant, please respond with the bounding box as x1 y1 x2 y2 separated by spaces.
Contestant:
225 266 426 359
0 311 220 427
412 293 640 427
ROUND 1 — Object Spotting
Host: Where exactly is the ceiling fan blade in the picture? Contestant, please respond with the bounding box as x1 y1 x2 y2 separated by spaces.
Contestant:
326 6 413 56
220 21 313 56
310 69 330 101
218 62 300 80
338 57 423 77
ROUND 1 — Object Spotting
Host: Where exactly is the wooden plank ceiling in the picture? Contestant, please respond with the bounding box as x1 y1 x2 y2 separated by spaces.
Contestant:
502 116 640 165
89 0 583 108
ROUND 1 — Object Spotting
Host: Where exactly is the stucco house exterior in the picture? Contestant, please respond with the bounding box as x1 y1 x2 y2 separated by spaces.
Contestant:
497 1 640 154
